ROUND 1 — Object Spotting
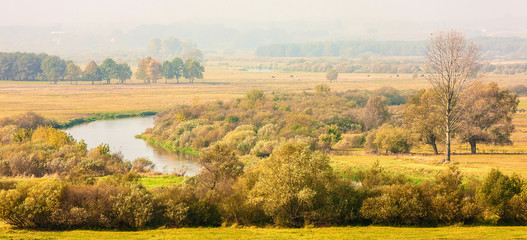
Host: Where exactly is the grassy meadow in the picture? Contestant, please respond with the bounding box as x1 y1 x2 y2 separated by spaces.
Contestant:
3 64 527 238
1 66 523 121
2 66 527 179
2 222 527 240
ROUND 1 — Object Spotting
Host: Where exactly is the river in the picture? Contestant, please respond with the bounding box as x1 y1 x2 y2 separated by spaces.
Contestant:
64 117 200 176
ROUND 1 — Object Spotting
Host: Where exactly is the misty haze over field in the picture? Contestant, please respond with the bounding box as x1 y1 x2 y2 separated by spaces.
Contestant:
1 0 527 60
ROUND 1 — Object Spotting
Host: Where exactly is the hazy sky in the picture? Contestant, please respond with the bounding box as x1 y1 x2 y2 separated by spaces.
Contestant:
1 0 526 30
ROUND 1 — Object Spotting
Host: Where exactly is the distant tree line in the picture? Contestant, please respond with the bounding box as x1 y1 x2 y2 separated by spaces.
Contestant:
135 57 204 84
255 37 527 58
283 58 423 74
0 52 132 84
256 41 426 57
0 52 205 84
282 58 527 74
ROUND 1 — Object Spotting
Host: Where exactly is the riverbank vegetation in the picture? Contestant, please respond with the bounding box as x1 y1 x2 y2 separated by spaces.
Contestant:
3 139 527 229
1 84 526 229
141 83 517 157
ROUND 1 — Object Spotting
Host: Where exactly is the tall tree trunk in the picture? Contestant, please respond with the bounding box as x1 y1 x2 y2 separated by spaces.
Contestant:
470 141 477 154
431 141 439 155
445 127 451 162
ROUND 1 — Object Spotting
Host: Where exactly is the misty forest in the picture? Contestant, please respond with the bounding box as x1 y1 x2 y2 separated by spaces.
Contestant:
2 0 527 239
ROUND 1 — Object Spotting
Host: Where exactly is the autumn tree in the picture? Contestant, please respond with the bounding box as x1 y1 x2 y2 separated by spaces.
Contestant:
404 89 443 154
64 61 82 85
136 57 162 84
184 59 204 83
197 143 244 191
41 55 66 84
363 95 390 131
425 30 480 162
326 68 338 83
458 82 518 153
100 58 118 84
83 60 102 85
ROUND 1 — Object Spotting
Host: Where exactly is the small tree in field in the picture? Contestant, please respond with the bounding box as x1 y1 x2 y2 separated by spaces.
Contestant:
184 59 204 83
65 62 82 85
363 95 390 131
100 58 118 84
425 30 480 162
83 60 102 85
326 68 338 83
116 63 132 84
404 89 443 154
136 57 162 84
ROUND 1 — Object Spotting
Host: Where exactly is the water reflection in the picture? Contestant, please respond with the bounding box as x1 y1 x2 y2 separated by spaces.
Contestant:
64 117 200 176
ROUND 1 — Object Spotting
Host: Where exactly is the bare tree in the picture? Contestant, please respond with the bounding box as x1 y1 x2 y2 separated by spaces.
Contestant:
425 30 480 162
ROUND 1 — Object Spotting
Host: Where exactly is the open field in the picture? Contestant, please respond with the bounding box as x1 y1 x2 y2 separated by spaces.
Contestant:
2 67 527 181
1 222 527 240
1 67 525 121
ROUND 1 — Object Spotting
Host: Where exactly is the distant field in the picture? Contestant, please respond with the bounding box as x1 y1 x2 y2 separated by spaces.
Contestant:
1 66 524 121
2 221 527 240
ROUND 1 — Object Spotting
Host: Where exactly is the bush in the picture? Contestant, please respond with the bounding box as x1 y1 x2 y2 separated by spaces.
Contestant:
366 124 414 154
360 183 426 225
248 143 338 227
478 169 523 223
132 157 156 173
0 179 64 228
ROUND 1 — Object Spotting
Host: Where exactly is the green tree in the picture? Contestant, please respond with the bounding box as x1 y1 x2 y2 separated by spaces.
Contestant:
115 63 132 84
171 57 184 84
197 144 244 191
404 89 443 154
326 68 338 83
161 60 174 83
83 60 102 85
458 82 518 153
41 56 66 84
249 143 335 227
64 62 82 85
183 59 204 83
363 95 390 131
100 58 118 84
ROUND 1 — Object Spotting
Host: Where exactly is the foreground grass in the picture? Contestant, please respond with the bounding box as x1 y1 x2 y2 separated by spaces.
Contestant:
2 222 527 240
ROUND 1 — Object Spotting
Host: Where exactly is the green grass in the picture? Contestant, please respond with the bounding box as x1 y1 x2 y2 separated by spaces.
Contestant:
139 175 185 189
2 222 527 240
136 135 200 155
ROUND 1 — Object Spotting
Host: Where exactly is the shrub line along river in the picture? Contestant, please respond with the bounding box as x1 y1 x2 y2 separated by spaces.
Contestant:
64 116 200 176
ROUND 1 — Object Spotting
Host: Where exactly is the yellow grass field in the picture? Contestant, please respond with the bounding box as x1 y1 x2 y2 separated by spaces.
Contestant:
2 221 527 240
1 67 524 121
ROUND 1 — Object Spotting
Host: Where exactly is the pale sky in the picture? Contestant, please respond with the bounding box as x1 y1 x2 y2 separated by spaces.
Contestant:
1 0 526 30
